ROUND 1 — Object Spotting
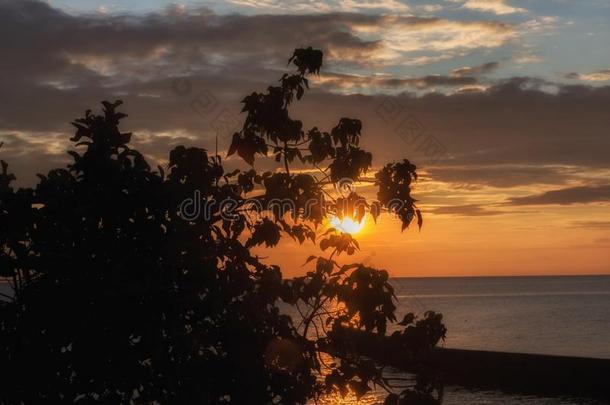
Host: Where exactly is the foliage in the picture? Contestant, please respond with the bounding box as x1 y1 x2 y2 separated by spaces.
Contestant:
0 48 443 404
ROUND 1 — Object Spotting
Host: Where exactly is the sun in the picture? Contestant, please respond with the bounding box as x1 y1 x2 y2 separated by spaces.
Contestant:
329 215 366 235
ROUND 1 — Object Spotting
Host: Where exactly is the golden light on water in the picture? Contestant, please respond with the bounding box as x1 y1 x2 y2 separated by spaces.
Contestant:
329 215 366 235
314 353 381 405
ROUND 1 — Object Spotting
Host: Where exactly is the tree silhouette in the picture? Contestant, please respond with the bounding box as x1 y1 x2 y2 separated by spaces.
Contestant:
0 48 444 404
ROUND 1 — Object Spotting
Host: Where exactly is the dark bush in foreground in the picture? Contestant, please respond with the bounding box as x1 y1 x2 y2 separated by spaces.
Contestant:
0 48 444 404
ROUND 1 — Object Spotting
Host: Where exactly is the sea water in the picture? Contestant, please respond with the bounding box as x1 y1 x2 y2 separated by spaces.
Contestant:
318 275 610 404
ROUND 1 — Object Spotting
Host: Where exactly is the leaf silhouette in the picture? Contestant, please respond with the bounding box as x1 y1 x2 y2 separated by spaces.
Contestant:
0 47 441 405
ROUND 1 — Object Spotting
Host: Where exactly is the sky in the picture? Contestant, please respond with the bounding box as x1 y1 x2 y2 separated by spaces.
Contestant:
1 0 610 277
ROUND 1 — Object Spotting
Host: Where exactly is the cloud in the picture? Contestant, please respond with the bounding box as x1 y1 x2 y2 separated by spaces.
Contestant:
570 221 610 230
452 84 490 93
514 52 544 64
279 81 610 190
519 16 559 34
428 204 507 216
459 0 526 15
0 0 516 85
0 0 518 133
376 19 514 58
451 61 500 77
507 185 610 205
316 72 478 91
426 165 571 188
417 4 443 14
4 71 610 189
0 1 386 78
2 0 610 194
566 69 610 82
0 131 71 184
227 0 410 13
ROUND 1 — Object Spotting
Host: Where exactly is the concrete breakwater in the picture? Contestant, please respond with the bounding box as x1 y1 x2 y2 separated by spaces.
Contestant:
326 328 610 399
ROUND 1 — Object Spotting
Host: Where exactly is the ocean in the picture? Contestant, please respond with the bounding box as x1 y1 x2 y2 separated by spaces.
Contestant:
390 275 610 359
317 275 610 404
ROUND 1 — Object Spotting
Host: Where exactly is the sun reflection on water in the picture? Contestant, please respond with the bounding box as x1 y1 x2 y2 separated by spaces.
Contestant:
311 353 383 405
314 391 380 405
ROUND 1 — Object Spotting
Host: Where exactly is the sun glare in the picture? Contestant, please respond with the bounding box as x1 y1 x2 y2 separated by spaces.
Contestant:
329 215 366 235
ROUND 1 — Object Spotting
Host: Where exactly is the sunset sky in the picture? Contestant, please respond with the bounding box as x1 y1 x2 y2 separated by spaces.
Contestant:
2 0 609 277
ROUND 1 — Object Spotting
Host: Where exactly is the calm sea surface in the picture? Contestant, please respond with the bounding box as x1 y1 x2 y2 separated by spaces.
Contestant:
318 275 610 404
390 275 610 359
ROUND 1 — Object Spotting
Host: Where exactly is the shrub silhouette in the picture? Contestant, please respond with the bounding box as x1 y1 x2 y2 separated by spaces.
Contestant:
0 48 444 404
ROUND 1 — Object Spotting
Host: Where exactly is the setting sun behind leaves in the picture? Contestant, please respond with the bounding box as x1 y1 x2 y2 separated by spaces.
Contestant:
329 215 366 235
